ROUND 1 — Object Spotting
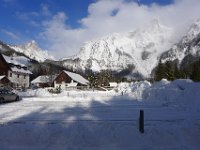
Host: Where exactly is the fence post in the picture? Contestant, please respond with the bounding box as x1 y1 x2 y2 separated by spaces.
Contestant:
139 110 144 133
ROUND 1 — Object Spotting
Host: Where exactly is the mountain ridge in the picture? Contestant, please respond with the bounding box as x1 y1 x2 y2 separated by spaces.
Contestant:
62 19 174 78
1 19 200 80
161 19 200 65
10 40 55 62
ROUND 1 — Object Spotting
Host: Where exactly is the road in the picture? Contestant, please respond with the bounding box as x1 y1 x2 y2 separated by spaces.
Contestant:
0 97 200 150
0 97 197 123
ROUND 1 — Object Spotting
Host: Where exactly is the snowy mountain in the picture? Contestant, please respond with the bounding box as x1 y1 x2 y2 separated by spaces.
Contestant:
62 20 174 78
161 20 200 65
1 20 200 80
0 40 15 54
0 40 67 80
10 40 55 62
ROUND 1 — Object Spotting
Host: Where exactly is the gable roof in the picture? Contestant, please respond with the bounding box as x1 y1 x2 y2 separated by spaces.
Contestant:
63 70 89 85
2 54 27 67
0 75 10 83
31 75 56 84
0 75 6 80
2 54 32 74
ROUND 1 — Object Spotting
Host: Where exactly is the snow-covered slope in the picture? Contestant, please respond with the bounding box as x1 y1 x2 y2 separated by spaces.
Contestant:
63 20 174 78
161 20 200 64
11 40 55 62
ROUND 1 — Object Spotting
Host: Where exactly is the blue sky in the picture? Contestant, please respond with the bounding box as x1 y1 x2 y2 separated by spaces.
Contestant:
0 0 199 58
0 0 94 43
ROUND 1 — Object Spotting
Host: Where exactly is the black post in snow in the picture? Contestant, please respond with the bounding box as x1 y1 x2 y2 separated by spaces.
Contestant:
139 110 144 133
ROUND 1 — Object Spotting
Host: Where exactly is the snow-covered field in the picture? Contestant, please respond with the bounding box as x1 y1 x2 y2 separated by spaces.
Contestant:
0 79 200 150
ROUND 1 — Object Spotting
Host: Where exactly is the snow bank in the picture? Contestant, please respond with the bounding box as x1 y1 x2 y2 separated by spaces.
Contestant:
112 81 151 100
142 79 194 103
180 81 200 111
19 88 53 97
18 79 200 110
142 79 184 103
112 79 200 111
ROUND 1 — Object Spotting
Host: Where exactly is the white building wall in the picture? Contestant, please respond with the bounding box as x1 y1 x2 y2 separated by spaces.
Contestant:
54 81 66 91
7 71 30 88
54 80 78 91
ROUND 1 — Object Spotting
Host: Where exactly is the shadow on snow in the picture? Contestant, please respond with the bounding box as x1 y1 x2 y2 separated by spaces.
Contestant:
0 95 200 150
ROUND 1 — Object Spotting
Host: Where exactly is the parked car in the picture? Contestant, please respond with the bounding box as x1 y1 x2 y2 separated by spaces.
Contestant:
0 89 19 103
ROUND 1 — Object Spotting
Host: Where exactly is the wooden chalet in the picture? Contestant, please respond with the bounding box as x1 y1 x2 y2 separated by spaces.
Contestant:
54 70 89 90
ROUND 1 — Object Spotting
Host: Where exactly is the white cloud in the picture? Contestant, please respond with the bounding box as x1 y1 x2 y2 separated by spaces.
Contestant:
16 4 51 27
41 4 51 16
41 0 200 59
1 29 20 40
16 11 41 28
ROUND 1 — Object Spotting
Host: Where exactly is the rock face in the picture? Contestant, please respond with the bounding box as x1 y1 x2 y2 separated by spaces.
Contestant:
62 20 174 78
10 40 55 62
161 20 200 66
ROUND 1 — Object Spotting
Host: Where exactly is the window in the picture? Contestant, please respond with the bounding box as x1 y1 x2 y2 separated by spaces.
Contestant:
17 74 20 78
24 75 26 79
10 72 12 77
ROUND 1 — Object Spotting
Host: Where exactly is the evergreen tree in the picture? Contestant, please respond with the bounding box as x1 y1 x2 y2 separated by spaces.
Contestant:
191 59 200 81
165 62 175 81
86 70 98 88
154 60 165 81
174 65 180 79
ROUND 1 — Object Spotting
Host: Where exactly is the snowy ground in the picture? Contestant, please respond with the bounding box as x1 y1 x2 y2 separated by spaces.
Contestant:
0 79 200 150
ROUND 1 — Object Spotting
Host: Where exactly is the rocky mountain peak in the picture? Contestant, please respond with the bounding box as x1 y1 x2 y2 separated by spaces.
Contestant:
20 40 39 51
10 40 55 62
182 19 200 43
63 20 174 78
161 19 200 64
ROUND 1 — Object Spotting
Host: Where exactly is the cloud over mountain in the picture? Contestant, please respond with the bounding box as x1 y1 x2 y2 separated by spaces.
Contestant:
41 0 200 59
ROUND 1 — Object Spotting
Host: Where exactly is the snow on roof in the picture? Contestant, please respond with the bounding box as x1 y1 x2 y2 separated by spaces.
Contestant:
63 70 89 85
31 75 55 84
2 54 29 67
0 76 6 80
11 66 32 74
2 54 32 74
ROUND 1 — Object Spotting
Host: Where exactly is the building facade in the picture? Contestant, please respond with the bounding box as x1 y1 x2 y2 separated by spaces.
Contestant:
0 53 32 88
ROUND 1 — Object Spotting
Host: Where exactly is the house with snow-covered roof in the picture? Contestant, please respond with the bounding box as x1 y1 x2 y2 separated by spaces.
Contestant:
0 53 32 88
53 70 89 90
31 75 57 88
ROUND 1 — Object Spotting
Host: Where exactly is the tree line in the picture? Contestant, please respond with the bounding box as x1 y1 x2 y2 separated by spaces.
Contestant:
154 59 200 82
